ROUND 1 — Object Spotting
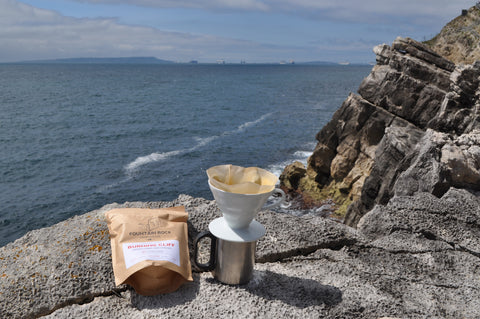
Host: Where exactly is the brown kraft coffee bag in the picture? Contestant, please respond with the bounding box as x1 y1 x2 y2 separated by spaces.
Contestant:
105 206 193 295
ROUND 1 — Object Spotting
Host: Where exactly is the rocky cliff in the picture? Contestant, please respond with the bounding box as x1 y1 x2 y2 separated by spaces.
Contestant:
281 36 480 227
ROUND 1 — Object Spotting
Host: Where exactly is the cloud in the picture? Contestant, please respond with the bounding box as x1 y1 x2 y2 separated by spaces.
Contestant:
270 0 470 17
74 0 269 11
71 0 474 24
0 0 279 62
1 0 63 24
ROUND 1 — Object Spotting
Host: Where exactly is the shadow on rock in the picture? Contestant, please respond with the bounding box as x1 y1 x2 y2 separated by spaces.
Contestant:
208 270 342 308
129 273 201 310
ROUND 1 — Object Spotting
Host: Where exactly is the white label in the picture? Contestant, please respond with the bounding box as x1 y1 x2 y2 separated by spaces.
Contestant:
122 240 180 269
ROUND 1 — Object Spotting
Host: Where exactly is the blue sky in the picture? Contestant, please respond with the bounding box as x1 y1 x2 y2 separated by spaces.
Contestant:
0 0 476 63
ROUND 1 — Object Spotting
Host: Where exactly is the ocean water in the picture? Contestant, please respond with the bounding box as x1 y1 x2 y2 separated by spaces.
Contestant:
0 63 371 246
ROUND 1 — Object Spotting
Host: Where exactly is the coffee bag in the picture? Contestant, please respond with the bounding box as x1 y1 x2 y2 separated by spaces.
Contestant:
105 206 193 295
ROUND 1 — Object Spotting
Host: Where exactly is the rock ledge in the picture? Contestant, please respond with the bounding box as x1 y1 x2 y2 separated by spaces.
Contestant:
1 191 480 318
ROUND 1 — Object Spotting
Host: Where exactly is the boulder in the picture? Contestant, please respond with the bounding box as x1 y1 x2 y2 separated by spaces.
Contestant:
279 161 306 191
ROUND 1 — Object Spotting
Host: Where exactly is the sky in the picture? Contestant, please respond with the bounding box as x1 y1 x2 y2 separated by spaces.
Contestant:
0 0 477 63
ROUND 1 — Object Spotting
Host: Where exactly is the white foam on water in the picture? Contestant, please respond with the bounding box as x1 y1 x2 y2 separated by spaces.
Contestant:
123 112 273 175
292 150 314 160
267 143 315 178
125 149 183 173
192 135 219 148
268 160 292 178
235 112 273 133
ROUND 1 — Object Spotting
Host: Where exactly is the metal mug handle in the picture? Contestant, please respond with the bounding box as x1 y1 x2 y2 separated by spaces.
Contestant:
193 231 217 272
263 188 286 210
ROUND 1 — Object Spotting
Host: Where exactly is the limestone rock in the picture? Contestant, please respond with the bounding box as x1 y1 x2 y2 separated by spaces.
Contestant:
441 130 480 189
297 93 393 208
429 63 480 134
6 13 480 316
344 119 424 226
282 35 480 227
393 129 450 198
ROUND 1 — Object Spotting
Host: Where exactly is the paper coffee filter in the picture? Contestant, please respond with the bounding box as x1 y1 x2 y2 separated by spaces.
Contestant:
207 164 277 194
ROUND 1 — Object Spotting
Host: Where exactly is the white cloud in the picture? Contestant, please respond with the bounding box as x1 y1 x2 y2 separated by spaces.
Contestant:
71 0 474 23
0 0 287 62
269 0 474 27
1 0 63 24
74 0 269 11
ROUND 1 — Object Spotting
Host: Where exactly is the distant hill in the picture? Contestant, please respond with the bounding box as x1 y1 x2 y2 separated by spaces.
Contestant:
424 4 480 64
18 57 175 64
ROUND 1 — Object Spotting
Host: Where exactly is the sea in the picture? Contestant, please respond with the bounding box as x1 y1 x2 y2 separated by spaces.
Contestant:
0 63 371 247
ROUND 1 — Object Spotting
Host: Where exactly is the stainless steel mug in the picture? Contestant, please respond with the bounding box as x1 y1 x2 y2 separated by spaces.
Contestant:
193 231 256 285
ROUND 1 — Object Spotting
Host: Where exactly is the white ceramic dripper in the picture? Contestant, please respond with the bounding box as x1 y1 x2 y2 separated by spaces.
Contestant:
208 180 285 229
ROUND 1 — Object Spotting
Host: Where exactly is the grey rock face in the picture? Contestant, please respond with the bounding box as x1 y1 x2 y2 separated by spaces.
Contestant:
283 36 480 227
344 117 425 226
351 38 480 225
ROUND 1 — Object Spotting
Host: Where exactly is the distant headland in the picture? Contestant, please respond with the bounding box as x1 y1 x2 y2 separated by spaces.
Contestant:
12 57 175 64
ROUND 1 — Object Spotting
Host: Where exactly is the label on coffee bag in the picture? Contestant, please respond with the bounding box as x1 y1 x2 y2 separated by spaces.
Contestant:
122 240 180 269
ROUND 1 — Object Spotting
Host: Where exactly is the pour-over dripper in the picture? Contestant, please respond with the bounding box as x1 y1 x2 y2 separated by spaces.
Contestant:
208 180 284 229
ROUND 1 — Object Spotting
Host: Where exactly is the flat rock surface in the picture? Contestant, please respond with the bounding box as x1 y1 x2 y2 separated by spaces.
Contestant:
0 194 358 319
2 190 480 318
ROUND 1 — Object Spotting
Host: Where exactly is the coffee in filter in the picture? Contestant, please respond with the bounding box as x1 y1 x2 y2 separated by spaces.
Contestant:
206 164 278 194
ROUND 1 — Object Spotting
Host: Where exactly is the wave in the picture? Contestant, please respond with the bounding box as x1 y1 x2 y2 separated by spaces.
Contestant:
267 142 316 178
123 112 273 175
235 112 272 132
192 135 219 148
125 150 183 173
293 150 314 159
